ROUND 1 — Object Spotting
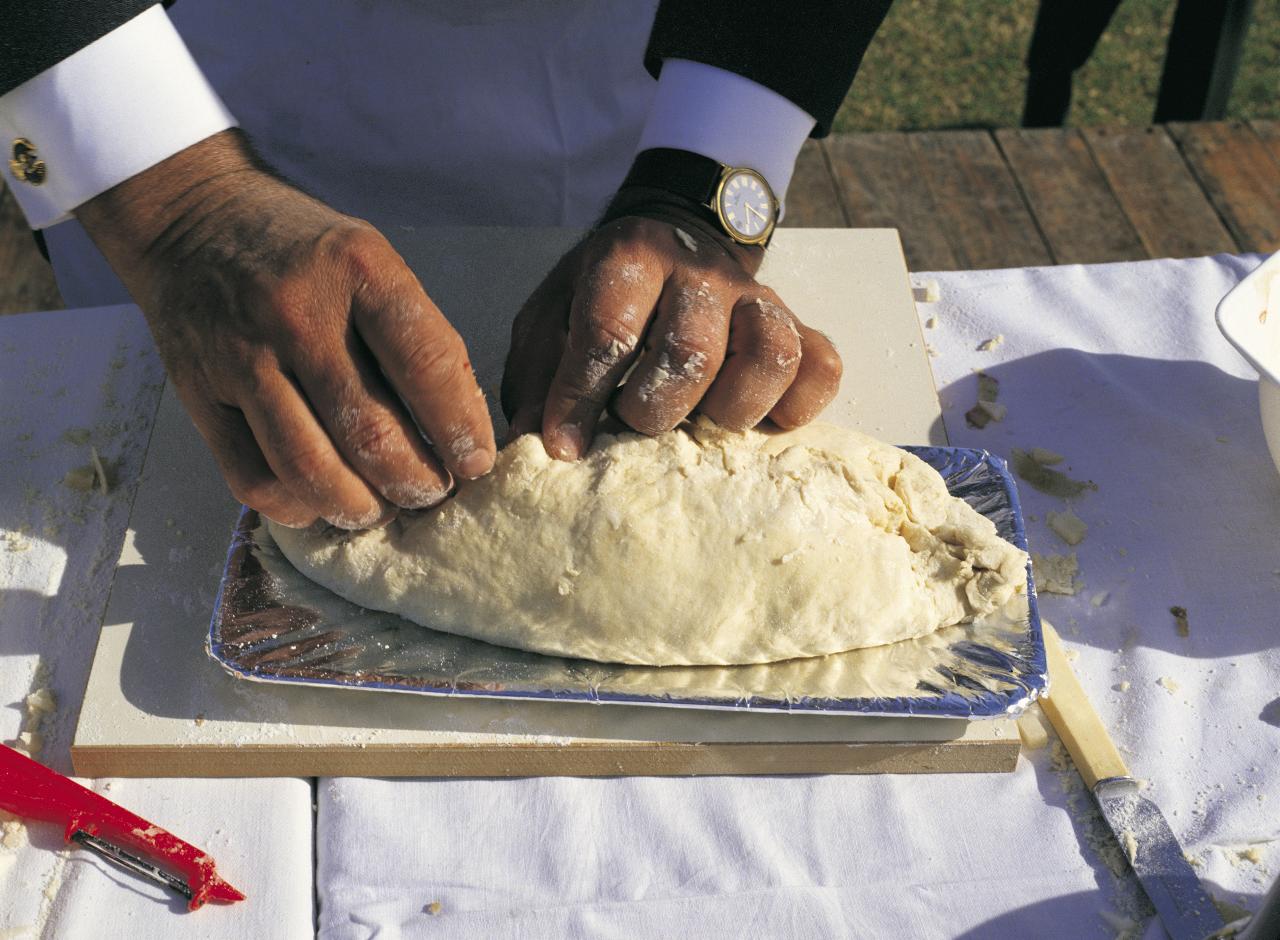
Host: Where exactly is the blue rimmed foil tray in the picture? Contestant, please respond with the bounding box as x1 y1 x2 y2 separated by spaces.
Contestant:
207 446 1047 719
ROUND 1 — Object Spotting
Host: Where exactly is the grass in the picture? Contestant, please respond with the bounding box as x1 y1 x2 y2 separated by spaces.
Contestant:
834 0 1280 132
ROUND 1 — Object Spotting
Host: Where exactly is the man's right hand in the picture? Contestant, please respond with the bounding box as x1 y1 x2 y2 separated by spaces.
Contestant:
77 130 495 529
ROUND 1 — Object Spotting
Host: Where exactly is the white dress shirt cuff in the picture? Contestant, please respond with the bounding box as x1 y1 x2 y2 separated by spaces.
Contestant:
0 5 237 229
637 58 816 211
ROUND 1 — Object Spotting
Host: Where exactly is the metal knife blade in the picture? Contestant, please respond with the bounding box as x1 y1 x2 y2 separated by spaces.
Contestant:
1093 776 1223 940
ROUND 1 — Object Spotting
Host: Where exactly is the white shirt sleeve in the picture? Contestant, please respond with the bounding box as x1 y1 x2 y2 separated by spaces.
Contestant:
636 58 816 210
0 5 237 229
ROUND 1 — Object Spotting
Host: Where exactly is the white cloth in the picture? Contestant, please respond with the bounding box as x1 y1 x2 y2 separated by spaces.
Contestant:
0 6 236 229
0 306 313 938
315 254 1280 939
6 2 810 236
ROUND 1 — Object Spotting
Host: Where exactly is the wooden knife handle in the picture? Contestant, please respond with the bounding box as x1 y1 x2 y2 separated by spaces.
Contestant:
1038 622 1130 789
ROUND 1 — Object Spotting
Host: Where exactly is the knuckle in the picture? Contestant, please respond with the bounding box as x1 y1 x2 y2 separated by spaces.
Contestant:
660 330 718 375
338 410 403 464
261 278 312 333
327 222 388 271
401 335 470 388
228 476 312 527
242 354 283 399
228 476 275 510
674 278 720 314
803 337 844 387
576 316 641 365
748 293 790 324
741 313 801 377
588 251 653 293
275 439 332 490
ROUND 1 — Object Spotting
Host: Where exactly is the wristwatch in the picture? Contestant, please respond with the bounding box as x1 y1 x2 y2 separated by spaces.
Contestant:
616 148 779 246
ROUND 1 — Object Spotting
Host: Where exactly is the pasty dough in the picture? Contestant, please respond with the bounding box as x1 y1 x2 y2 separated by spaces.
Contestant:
269 421 1028 666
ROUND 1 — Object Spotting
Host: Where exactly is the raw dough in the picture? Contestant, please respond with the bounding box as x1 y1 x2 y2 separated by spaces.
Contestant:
270 420 1029 666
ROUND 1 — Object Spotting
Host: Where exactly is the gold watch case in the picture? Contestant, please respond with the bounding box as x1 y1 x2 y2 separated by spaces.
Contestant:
711 166 778 246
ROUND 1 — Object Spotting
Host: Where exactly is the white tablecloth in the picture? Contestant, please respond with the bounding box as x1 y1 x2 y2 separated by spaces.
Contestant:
2 254 1278 939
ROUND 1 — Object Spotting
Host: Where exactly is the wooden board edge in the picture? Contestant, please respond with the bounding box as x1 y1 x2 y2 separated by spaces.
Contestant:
71 739 1019 778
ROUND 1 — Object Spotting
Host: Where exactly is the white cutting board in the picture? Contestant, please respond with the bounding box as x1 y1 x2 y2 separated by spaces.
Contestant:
71 227 1018 777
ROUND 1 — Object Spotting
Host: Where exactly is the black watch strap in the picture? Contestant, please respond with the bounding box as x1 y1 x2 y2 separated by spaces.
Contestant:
617 148 722 207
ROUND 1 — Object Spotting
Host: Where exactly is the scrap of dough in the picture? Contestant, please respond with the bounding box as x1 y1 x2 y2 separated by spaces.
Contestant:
1032 552 1080 595
1029 447 1064 466
1016 705 1050 750
1047 510 1088 546
1120 830 1139 865
271 420 1030 666
1 812 25 849
976 401 1007 423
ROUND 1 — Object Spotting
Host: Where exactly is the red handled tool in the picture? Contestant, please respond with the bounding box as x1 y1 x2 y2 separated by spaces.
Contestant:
0 744 245 910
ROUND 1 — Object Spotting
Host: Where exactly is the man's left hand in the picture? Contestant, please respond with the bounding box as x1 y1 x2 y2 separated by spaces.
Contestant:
501 196 842 460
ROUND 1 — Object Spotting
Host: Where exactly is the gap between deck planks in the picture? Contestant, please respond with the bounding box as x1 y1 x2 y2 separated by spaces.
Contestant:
3 123 1278 316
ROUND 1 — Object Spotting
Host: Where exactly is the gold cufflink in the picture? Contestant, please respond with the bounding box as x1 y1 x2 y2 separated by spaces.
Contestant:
10 138 47 185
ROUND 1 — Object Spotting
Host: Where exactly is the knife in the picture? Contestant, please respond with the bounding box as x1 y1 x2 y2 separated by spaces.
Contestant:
1039 623 1224 940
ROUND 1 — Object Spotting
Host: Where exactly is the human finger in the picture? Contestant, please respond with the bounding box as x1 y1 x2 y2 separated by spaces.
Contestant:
539 254 664 459
768 321 843 429
293 337 453 509
239 369 390 529
697 293 802 431
354 268 496 480
613 275 729 434
187 395 318 527
500 254 577 443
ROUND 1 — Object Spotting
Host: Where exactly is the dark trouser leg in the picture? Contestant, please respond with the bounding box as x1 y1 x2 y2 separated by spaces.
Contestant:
1022 0 1124 127
1154 0 1255 122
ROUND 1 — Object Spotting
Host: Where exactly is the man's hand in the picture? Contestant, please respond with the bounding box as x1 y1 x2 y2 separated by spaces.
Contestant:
501 189 841 460
77 131 494 528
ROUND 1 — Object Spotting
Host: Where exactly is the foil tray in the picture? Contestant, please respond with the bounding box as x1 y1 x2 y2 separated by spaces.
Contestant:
207 446 1047 719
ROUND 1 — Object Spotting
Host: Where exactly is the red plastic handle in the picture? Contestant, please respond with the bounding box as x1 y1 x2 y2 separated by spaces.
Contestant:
0 745 244 909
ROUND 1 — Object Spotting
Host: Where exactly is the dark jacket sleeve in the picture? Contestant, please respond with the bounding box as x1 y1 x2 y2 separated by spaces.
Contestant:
645 0 894 137
0 2 164 96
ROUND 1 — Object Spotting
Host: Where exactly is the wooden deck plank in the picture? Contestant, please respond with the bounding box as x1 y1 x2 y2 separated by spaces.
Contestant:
908 130 1052 270
994 128 1147 265
1082 126 1238 258
0 183 63 315
780 140 847 228
1253 119 1280 166
1168 121 1280 253
824 132 958 271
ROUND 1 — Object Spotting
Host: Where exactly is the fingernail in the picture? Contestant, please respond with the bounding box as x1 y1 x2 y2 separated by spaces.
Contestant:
548 423 584 460
458 449 494 480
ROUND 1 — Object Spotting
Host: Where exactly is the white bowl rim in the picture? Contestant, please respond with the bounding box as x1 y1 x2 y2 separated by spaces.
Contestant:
1216 249 1280 386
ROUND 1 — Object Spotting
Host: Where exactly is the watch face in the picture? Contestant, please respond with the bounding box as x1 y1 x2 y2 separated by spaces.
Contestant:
716 169 775 243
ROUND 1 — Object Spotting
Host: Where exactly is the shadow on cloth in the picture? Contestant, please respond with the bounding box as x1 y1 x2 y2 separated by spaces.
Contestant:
937 348 1280 660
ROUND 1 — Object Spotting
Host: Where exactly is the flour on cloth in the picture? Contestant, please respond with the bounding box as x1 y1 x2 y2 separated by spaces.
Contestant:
270 420 1027 666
